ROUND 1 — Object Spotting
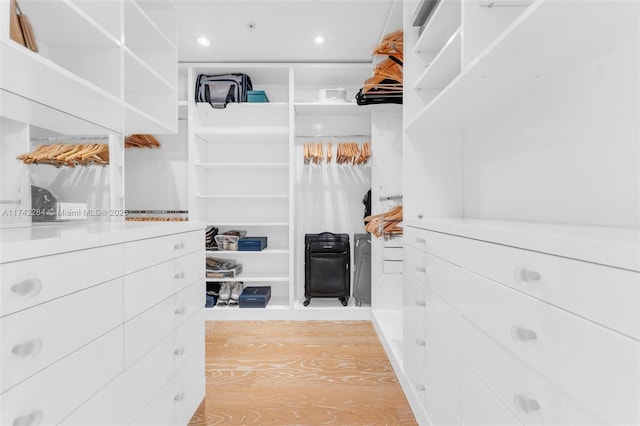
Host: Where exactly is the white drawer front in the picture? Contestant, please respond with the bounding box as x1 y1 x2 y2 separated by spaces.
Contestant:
0 244 122 316
123 332 175 424
1 278 122 392
174 280 205 329
404 244 427 284
422 253 468 314
422 369 461 426
404 226 462 265
461 363 523 426
383 247 403 261
124 230 203 274
124 250 203 321
424 285 465 356
403 274 426 393
460 318 607 426
172 308 205 372
1 327 122 426
174 343 206 424
462 238 640 340
423 327 461 418
130 374 176 426
59 375 124 426
458 270 639 426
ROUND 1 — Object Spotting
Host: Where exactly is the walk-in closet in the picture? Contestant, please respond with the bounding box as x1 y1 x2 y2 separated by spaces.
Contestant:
0 0 638 425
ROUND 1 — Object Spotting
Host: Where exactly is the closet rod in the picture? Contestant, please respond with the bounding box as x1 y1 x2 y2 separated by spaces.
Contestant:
379 194 402 201
0 199 21 205
30 135 110 142
296 135 371 139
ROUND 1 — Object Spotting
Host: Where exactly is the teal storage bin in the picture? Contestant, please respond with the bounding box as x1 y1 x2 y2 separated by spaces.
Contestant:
247 90 269 103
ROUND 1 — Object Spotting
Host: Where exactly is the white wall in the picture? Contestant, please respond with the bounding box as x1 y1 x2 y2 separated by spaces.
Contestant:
464 38 639 227
124 120 189 211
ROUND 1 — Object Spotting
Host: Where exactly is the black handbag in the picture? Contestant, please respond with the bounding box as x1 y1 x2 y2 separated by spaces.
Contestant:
195 73 253 109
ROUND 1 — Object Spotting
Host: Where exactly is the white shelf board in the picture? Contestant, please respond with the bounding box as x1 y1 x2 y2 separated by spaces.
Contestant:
404 218 640 272
196 194 288 199
204 303 371 320
207 249 289 255
206 272 289 282
124 102 176 134
294 102 369 116
406 0 639 133
195 162 288 169
124 48 174 93
414 0 461 55
193 126 289 137
205 222 289 227
195 102 289 114
414 27 461 91
124 0 175 51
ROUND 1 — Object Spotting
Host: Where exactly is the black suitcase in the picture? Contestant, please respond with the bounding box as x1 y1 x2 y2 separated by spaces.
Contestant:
304 232 350 306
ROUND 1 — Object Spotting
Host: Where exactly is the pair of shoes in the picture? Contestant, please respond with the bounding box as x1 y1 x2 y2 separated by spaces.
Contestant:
219 281 245 302
218 282 232 301
230 282 245 301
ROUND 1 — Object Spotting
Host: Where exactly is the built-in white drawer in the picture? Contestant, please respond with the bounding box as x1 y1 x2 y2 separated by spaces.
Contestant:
0 244 122 317
403 274 426 396
130 373 176 426
173 343 206 425
59 375 124 426
124 250 203 321
423 285 465 356
458 269 640 426
404 244 427 284
421 253 468 313
123 230 202 274
404 226 462 265
421 369 461 426
423 326 461 418
174 279 205 329
462 238 640 340
1 278 122 392
461 363 523 426
172 308 205 372
1 327 122 426
123 331 176 424
383 246 403 261
460 318 607 426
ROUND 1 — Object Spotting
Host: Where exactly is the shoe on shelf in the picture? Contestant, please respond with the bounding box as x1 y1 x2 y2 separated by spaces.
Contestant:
218 282 232 301
230 281 245 301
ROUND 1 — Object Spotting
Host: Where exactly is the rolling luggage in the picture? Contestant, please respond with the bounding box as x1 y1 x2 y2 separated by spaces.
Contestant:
353 233 371 306
304 232 350 306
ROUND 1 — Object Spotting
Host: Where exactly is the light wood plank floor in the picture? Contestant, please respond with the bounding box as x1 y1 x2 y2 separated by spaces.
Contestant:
188 320 417 425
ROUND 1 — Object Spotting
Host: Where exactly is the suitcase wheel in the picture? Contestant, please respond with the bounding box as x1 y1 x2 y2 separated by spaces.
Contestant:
303 298 310 307
340 297 348 307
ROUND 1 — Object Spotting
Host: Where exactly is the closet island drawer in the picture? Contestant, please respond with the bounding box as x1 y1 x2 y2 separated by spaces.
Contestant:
462 238 640 340
123 230 202 274
404 244 427 284
1 327 122 426
1 278 122 392
460 318 607 426
0 244 122 316
458 269 640 426
123 250 203 321
404 226 462 265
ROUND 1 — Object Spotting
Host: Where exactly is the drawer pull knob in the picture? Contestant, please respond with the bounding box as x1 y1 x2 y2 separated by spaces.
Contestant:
12 410 43 426
174 393 185 402
174 307 186 315
415 339 426 347
10 279 42 298
416 237 426 244
174 348 185 356
174 243 185 250
415 384 426 392
174 272 186 280
516 268 541 283
416 267 426 273
12 339 43 358
513 394 541 413
415 300 426 307
511 326 538 343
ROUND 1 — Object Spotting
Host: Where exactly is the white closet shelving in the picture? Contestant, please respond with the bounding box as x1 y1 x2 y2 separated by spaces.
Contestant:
0 0 177 135
185 62 376 319
396 1 640 425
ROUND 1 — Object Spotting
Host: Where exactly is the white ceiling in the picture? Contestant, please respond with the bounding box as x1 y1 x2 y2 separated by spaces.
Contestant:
176 0 398 63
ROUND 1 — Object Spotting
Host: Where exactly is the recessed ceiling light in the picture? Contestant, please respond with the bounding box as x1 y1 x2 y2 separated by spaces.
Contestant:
197 36 211 47
314 35 325 45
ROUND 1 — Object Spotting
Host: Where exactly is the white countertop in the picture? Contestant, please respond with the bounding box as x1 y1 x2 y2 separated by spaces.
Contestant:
0 221 206 263
405 218 640 272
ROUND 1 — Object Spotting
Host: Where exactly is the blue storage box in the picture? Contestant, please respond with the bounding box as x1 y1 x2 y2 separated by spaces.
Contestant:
247 90 269 103
239 286 271 308
238 237 268 251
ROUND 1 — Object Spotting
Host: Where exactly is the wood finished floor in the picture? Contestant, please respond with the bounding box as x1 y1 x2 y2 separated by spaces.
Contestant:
188 320 417 425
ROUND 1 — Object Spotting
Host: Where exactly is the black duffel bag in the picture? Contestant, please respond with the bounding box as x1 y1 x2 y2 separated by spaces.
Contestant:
195 73 253 109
